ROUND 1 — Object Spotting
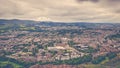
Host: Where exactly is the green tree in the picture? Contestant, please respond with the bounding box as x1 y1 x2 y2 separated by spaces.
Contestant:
2 64 14 68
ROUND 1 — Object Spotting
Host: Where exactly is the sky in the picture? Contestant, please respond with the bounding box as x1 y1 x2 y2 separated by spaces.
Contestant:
0 0 120 23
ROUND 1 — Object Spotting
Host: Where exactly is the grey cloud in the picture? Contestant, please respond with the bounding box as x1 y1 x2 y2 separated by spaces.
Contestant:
99 0 120 14
108 0 120 2
76 0 99 3
77 0 120 14
0 0 120 23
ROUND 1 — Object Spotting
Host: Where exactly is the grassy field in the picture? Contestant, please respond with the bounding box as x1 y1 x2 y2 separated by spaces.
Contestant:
84 64 107 68
0 61 23 68
101 57 109 64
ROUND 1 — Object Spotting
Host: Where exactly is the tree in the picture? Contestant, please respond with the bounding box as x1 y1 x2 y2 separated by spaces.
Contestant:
92 56 106 64
68 41 76 47
2 64 14 68
106 52 117 59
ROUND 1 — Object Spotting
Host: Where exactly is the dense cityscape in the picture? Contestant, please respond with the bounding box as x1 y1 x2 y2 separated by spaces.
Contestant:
0 19 120 68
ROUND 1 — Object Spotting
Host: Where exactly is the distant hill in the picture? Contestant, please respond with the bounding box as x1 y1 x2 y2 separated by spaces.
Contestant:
0 19 120 29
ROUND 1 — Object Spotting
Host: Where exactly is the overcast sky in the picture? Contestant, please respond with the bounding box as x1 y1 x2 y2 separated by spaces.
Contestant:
0 0 120 23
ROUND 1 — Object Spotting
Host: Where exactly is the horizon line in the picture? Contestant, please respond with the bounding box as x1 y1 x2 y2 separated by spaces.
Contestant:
0 18 120 24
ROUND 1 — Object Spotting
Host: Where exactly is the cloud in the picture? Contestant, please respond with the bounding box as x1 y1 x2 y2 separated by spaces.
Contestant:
76 0 99 3
0 0 120 23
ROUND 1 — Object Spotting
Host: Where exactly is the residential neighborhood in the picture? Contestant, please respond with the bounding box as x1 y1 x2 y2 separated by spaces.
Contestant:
0 20 120 68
